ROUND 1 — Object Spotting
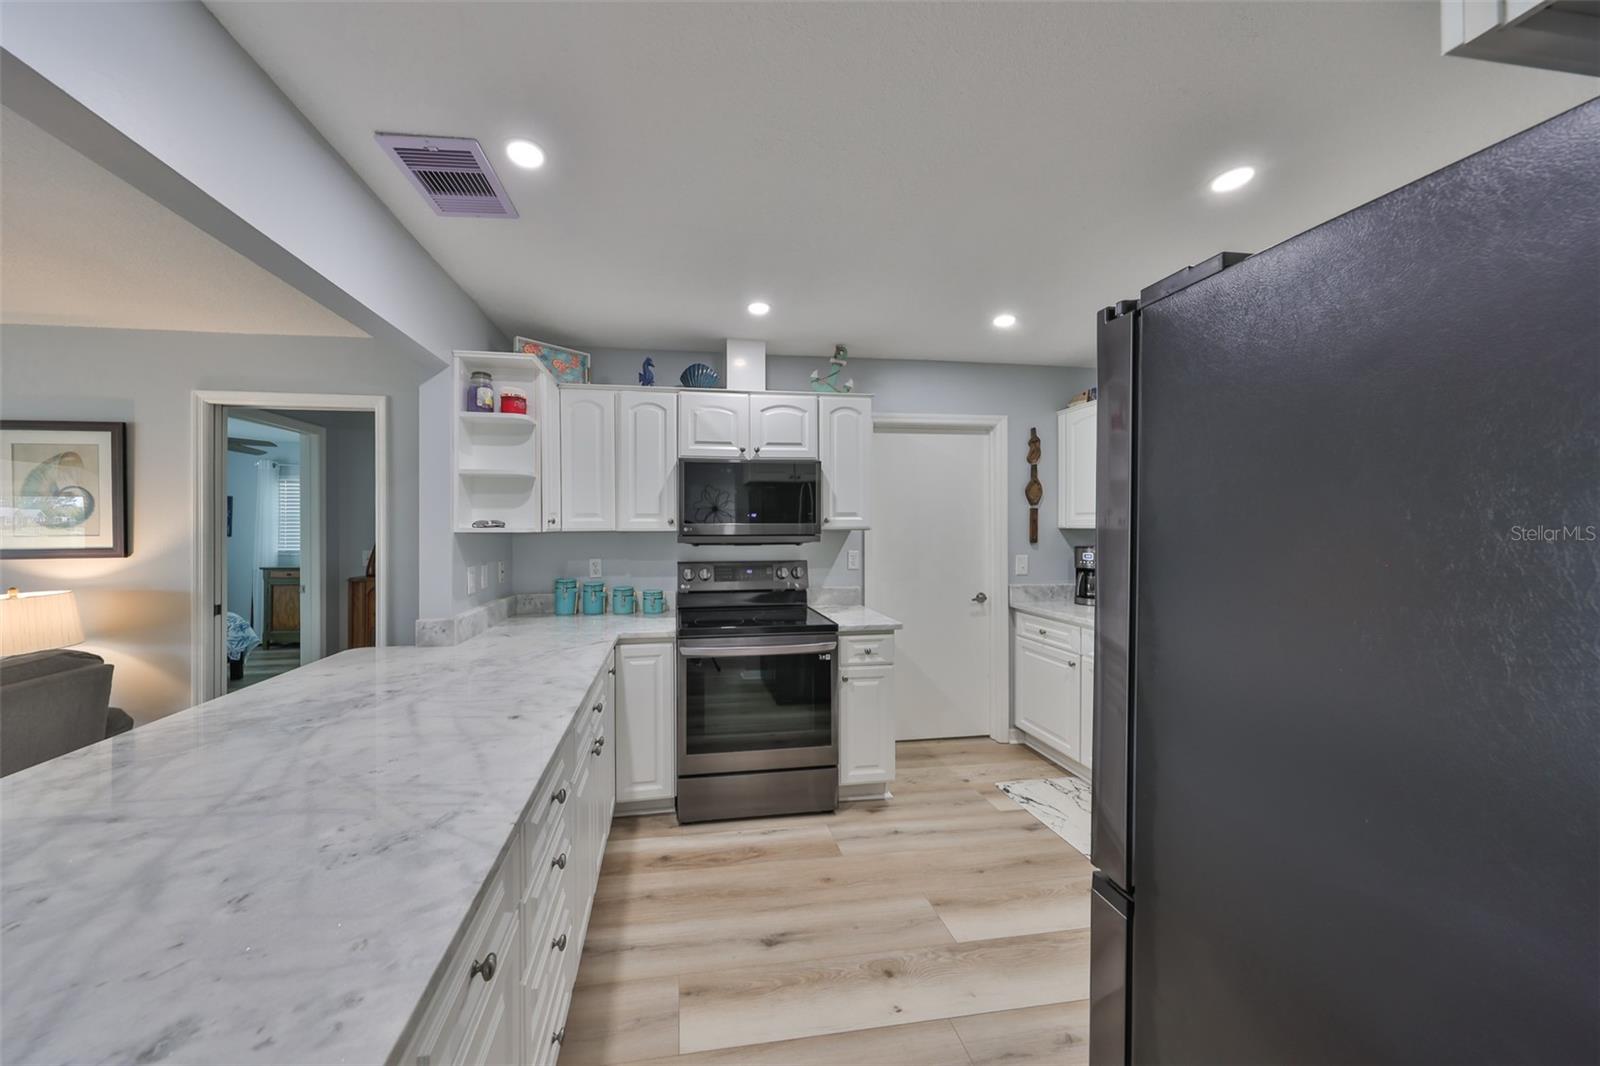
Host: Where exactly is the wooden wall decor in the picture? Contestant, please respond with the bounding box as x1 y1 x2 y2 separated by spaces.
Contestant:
1025 427 1043 544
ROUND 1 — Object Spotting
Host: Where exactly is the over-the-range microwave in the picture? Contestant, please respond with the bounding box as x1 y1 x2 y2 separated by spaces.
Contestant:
678 458 820 544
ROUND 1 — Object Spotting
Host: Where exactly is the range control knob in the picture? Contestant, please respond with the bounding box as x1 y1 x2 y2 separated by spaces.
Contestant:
776 566 788 579
699 567 712 581
792 565 805 580
681 567 694 582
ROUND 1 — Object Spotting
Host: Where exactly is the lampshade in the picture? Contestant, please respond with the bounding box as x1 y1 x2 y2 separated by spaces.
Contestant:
0 588 85 657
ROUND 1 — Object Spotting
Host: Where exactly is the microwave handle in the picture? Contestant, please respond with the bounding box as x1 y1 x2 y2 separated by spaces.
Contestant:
678 640 838 658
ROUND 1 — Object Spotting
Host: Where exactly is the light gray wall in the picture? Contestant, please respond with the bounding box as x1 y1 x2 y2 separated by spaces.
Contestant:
546 348 1096 593
0 325 429 724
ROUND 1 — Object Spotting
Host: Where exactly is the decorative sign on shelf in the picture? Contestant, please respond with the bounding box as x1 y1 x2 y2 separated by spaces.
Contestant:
1025 427 1043 544
513 337 591 384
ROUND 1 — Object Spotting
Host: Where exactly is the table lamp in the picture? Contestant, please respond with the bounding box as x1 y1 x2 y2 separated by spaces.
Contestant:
0 587 85 658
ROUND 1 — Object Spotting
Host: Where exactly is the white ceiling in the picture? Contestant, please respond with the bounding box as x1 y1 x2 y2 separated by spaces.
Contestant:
210 1 1595 366
0 107 366 338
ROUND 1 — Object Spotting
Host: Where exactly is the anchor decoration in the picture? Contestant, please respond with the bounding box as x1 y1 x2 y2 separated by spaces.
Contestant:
809 344 854 394
1025 427 1044 544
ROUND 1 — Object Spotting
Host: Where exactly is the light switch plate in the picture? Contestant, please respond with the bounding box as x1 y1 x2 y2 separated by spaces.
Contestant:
498 561 507 584
847 549 861 571
479 564 489 589
589 558 602 578
1014 554 1029 576
466 567 476 595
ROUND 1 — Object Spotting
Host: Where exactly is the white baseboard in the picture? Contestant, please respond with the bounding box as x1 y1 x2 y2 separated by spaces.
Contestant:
838 782 892 803
1017 732 1093 783
613 797 675 818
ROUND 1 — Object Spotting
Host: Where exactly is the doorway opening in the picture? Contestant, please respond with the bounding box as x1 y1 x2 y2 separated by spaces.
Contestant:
192 392 388 705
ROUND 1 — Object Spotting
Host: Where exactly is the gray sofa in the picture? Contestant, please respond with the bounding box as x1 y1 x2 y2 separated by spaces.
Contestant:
1 649 134 777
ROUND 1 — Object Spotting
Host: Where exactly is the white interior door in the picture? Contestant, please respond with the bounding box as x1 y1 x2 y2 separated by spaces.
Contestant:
867 427 993 739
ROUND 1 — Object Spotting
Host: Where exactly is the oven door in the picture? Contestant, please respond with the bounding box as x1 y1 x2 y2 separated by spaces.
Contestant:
678 635 838 775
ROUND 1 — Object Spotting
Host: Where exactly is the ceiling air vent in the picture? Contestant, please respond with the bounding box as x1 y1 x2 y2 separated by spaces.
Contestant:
375 133 518 219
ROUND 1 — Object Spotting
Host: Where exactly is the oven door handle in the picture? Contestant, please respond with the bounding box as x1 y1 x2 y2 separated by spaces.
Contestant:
678 640 838 658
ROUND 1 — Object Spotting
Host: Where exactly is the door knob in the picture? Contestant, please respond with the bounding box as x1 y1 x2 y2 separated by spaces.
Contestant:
972 592 988 604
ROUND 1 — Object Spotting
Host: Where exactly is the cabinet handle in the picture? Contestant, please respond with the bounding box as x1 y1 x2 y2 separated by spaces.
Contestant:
551 788 568 805
754 446 762 455
1038 628 1047 636
552 1028 566 1046
470 952 497 982
592 736 606 755
592 701 604 715
667 518 675 526
1067 661 1077 668
552 933 568 952
863 648 874 655
552 852 567 870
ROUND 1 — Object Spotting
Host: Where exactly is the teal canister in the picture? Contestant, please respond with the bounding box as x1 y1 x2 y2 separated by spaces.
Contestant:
553 578 578 616
641 589 666 615
581 580 607 615
611 585 635 615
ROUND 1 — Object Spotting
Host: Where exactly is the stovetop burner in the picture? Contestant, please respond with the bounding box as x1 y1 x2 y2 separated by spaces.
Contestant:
677 604 838 639
675 558 837 640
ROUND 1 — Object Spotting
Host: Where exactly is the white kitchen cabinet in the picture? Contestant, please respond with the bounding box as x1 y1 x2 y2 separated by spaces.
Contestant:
1057 400 1097 529
1080 653 1095 771
749 394 818 459
820 395 872 530
616 391 679 532
678 392 749 458
559 390 617 531
614 641 675 805
1013 630 1082 763
839 661 896 786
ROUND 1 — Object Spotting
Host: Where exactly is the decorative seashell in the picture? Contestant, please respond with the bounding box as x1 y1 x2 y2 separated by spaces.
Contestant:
679 363 722 389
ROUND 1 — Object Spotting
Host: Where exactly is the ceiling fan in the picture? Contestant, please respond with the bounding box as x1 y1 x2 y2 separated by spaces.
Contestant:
228 437 275 456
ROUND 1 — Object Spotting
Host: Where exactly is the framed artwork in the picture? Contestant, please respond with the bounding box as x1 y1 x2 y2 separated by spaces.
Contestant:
513 336 591 384
0 421 129 558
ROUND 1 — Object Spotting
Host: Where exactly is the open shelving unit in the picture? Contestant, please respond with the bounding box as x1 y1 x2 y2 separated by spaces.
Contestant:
453 352 545 532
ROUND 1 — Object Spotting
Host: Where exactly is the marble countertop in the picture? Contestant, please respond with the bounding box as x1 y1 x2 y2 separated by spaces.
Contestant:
814 605 902 632
0 613 675 1066
1009 585 1096 628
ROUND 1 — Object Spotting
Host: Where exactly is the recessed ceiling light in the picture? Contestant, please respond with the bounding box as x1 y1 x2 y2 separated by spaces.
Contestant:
505 139 545 170
1209 165 1255 193
747 301 771 316
992 312 1017 329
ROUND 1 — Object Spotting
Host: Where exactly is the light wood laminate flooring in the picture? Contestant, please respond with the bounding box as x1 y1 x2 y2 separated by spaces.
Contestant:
565 739 1093 1065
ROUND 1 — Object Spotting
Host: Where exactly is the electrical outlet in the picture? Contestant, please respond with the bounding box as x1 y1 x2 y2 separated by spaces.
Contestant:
1014 554 1029 576
847 549 861 571
498 561 507 584
466 566 476 595
589 558 602 578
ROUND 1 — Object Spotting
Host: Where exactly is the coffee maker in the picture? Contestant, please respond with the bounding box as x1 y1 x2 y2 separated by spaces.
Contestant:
1074 544 1096 605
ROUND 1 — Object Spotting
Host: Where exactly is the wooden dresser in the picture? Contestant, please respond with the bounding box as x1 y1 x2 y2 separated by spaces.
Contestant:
261 567 301 647
348 576 376 649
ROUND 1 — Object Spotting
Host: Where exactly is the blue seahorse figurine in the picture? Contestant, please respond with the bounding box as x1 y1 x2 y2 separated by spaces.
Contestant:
809 344 854 394
638 357 656 386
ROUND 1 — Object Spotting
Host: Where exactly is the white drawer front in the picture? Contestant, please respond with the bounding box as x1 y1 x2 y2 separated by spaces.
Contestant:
841 632 895 666
1015 613 1079 653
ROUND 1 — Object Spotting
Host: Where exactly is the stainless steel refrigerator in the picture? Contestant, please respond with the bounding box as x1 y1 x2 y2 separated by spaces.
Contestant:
1089 99 1599 1064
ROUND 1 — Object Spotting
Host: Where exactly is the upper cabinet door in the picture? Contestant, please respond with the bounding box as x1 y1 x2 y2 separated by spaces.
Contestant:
1058 401 1097 529
560 389 617 530
617 390 679 532
749 394 819 459
678 392 749 458
820 395 872 530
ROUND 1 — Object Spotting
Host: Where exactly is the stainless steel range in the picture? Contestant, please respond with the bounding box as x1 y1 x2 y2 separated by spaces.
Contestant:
675 560 839 823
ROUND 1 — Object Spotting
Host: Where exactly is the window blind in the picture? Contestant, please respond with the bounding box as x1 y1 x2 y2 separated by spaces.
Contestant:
277 473 301 554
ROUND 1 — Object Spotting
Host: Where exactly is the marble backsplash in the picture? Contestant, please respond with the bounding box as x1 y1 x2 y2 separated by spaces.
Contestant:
416 590 678 646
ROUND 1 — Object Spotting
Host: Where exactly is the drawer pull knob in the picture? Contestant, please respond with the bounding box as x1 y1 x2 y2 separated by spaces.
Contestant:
470 952 497 982
593 701 604 715
592 736 606 755
552 852 568 870
551 788 568 805
552 1028 566 1046
552 933 568 952
1039 628 1048 636
1067 661 1077 668
863 648 874 655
